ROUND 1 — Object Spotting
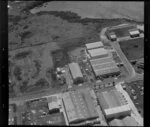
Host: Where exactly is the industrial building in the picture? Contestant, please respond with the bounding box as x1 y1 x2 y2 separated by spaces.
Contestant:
106 32 117 41
90 56 113 65
68 62 84 84
109 116 140 126
85 41 104 50
106 24 137 39
97 88 131 119
88 48 108 59
47 96 61 113
129 28 140 38
90 59 120 77
62 90 99 124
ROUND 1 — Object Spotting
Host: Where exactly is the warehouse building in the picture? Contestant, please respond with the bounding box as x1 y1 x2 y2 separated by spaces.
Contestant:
88 48 108 59
97 88 131 119
129 28 140 38
90 56 113 65
47 96 61 113
85 41 104 50
106 32 117 41
62 90 99 124
109 116 140 126
68 62 84 84
91 60 120 78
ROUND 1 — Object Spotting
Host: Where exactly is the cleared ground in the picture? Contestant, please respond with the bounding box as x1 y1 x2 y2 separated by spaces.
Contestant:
119 37 144 61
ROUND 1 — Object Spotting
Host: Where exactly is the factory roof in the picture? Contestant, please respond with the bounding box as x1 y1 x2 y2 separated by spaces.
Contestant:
85 41 104 50
68 63 83 79
94 66 120 76
63 90 99 123
129 28 140 35
90 56 113 65
97 89 127 110
109 116 140 126
104 105 131 116
92 61 117 70
88 48 108 57
47 96 60 110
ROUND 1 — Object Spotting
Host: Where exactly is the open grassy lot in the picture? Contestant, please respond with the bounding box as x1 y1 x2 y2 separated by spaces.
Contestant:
9 43 60 98
107 24 137 38
119 37 144 61
8 1 142 51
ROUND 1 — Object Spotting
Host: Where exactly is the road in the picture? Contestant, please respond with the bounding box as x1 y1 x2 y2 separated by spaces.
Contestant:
100 27 143 83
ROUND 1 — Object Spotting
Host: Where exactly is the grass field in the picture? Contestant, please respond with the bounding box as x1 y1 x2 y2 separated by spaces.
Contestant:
8 1 142 51
9 43 61 98
119 37 144 61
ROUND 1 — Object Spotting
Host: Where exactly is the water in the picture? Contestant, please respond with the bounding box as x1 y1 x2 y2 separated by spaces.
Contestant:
30 1 144 22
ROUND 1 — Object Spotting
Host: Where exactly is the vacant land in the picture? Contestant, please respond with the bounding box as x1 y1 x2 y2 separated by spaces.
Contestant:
8 1 143 51
119 37 144 61
107 24 137 38
9 43 60 98
14 97 66 125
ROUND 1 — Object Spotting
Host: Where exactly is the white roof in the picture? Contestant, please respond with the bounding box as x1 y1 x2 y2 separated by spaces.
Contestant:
129 30 140 35
69 63 83 79
104 104 131 116
88 48 108 57
110 34 117 39
85 41 103 49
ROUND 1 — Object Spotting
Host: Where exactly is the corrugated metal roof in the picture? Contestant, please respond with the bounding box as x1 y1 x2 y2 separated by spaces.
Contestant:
68 63 83 80
90 57 113 65
82 90 99 118
63 92 78 123
94 66 120 76
92 61 117 70
63 90 98 123
98 89 127 110
85 41 104 50
98 92 109 109
104 105 131 116
88 48 108 58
